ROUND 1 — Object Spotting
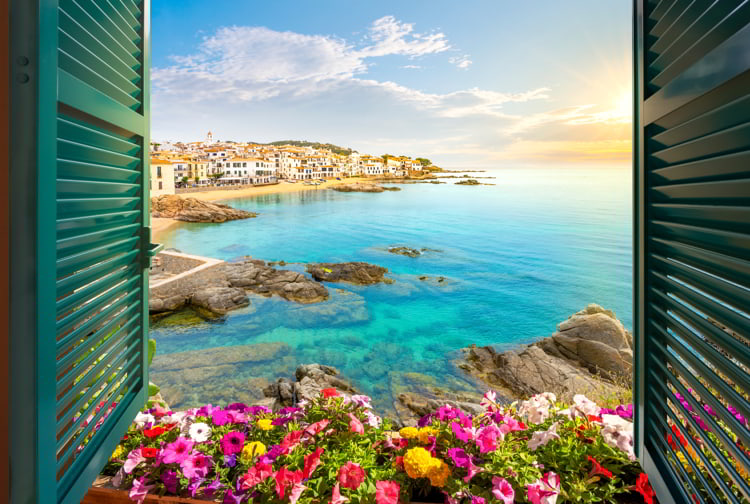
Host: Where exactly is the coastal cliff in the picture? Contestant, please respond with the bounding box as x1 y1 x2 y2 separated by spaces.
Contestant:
151 194 257 222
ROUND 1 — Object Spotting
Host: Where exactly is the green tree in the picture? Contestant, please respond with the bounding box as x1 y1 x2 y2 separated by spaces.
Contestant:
416 157 431 167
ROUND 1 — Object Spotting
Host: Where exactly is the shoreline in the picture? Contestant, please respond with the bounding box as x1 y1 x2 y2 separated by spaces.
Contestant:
150 177 368 242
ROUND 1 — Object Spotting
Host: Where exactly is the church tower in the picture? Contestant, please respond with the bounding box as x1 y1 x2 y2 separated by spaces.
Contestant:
206 130 214 144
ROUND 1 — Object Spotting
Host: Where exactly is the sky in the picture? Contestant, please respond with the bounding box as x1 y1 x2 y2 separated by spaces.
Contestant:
151 1 632 169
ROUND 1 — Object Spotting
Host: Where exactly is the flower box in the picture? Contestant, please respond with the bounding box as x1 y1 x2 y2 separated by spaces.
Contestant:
83 476 211 503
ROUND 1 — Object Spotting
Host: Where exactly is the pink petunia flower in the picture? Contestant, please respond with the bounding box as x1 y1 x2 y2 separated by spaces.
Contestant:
162 437 194 464
452 421 475 442
492 476 515 504
304 419 330 438
181 452 211 479
275 466 303 499
123 448 146 474
348 413 364 434
211 409 231 426
329 482 350 504
376 481 400 504
290 483 307 504
160 470 179 494
220 431 245 456
475 424 503 453
281 430 303 454
238 462 274 490
338 461 367 490
129 476 155 504
526 472 560 504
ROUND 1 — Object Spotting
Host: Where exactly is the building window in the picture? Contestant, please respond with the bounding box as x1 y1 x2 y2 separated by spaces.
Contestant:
158 181 163 190
157 166 162 178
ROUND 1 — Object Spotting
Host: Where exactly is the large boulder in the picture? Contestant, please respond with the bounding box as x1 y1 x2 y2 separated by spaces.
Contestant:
306 262 390 285
190 286 250 314
151 195 257 223
457 305 632 401
261 364 359 410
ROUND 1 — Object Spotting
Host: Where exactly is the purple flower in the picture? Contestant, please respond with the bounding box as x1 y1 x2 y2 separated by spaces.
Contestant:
259 444 283 465
224 488 247 504
196 404 216 417
437 405 461 421
447 448 471 468
616 404 634 419
162 437 194 464
160 471 179 494
212 409 231 426
247 406 272 416
703 404 716 417
417 413 435 427
188 477 205 498
728 404 747 425
204 477 224 497
272 416 293 426
224 454 237 467
476 425 503 453
471 497 485 504
226 410 248 425
227 402 250 412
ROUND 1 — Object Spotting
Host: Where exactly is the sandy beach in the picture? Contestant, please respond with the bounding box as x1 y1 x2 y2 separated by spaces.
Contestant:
150 177 365 241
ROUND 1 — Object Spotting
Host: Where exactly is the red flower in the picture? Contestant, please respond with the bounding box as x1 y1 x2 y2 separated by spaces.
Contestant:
636 473 655 504
671 424 687 447
303 448 325 479
163 423 178 431
141 447 159 458
587 415 603 423
667 434 677 451
322 388 339 398
281 430 303 455
393 456 404 471
143 426 165 439
275 466 303 499
376 481 401 504
587 456 613 479
121 435 129 441
338 461 367 490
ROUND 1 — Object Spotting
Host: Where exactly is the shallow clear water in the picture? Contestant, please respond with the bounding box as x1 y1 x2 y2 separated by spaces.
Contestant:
150 167 632 414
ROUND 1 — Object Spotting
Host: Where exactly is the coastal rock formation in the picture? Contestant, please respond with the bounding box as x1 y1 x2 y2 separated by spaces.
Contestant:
388 246 442 258
262 364 359 410
151 194 257 222
455 179 480 185
223 259 329 304
457 304 632 401
330 183 400 193
306 262 390 285
190 286 250 315
149 257 330 316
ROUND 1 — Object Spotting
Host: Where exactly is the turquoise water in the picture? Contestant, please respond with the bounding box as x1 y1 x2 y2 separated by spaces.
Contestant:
150 167 632 413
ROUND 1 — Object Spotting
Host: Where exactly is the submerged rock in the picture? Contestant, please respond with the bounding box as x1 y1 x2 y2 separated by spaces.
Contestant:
151 194 257 222
330 183 401 193
388 246 423 258
306 262 390 285
455 179 480 185
457 304 632 401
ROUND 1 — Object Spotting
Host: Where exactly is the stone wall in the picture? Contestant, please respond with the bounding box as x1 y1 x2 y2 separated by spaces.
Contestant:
152 252 204 276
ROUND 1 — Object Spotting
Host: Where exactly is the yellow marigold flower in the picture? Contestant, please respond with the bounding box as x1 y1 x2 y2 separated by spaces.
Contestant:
256 418 274 431
676 452 692 474
239 441 267 464
418 427 437 444
404 447 440 479
111 445 125 460
399 427 419 439
427 459 451 487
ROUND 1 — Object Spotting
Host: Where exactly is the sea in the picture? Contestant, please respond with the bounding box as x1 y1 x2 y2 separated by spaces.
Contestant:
150 166 632 415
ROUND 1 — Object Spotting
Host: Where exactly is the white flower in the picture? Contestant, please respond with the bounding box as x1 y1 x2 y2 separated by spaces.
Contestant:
600 414 635 461
528 422 561 451
188 422 212 442
519 394 555 425
133 412 155 430
353 395 373 409
364 410 381 428
571 394 600 418
481 390 499 411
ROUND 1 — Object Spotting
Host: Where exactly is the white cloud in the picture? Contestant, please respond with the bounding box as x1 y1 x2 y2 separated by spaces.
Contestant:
449 55 472 70
357 16 451 58
401 64 422 69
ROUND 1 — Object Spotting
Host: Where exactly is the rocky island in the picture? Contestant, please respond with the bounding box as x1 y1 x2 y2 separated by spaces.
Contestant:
330 182 401 193
306 261 391 285
151 194 257 222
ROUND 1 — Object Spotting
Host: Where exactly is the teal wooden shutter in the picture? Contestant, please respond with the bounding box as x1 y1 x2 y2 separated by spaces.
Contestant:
9 0 151 502
634 1 750 503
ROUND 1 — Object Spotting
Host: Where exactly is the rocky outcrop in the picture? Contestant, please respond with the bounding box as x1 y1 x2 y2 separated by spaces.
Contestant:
262 364 359 410
151 194 257 222
458 305 632 401
330 183 400 193
149 258 329 316
306 262 390 285
455 179 480 185
223 259 329 304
